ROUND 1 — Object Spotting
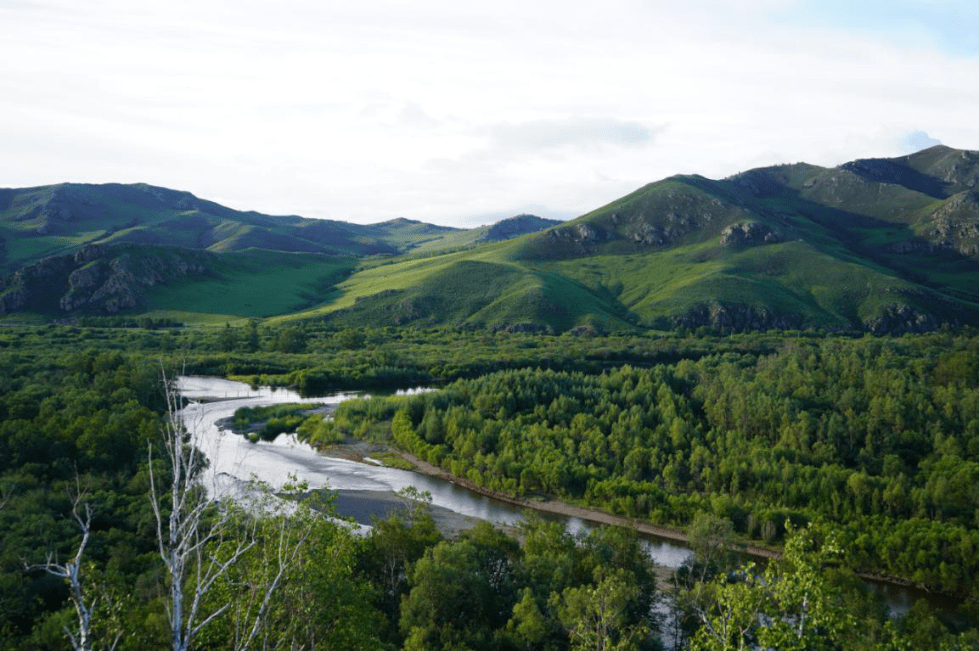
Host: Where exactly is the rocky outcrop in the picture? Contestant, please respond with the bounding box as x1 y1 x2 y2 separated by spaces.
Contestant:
674 301 803 332
720 222 782 247
864 304 940 335
673 298 953 335
624 211 713 247
924 192 979 256
0 255 76 314
0 244 215 315
544 222 609 255
0 287 27 313
475 215 561 243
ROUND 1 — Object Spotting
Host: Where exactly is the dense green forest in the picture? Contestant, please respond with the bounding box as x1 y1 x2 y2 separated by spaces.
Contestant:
329 335 979 597
1 323 978 649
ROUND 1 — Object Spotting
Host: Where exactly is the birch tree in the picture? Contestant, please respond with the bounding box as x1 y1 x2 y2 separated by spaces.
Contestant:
149 371 313 651
27 490 120 651
555 569 647 651
689 525 853 651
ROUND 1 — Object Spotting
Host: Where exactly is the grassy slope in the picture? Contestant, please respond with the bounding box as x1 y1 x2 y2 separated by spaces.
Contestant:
0 186 183 264
291 155 979 332
282 239 631 330
534 241 920 329
359 218 464 250
0 184 465 270
281 190 978 331
5 149 979 329
405 230 485 255
143 249 356 320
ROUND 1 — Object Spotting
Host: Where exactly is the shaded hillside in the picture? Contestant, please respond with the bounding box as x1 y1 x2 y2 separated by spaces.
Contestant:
321 257 626 332
404 214 563 255
360 217 465 249
0 243 216 315
516 175 770 258
0 242 357 318
474 214 563 243
0 183 463 269
0 183 461 320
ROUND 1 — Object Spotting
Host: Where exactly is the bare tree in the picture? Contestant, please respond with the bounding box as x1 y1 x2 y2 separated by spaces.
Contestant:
0 483 11 511
27 488 120 651
218 485 319 651
149 370 314 651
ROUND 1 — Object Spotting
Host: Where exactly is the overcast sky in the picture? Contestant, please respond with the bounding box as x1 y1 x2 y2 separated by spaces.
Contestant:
2 1 978 227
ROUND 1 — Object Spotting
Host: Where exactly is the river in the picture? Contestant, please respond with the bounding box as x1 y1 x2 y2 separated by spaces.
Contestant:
177 376 959 618
177 375 693 569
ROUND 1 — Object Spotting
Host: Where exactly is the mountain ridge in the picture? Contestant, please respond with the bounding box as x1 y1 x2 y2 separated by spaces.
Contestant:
3 145 978 332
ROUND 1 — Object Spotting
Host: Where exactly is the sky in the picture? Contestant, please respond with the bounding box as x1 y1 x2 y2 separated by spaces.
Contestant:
2 0 978 228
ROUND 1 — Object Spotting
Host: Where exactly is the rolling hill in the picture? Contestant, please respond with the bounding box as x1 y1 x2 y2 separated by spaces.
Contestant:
3 145 979 332
0 183 465 267
0 183 557 321
299 145 979 333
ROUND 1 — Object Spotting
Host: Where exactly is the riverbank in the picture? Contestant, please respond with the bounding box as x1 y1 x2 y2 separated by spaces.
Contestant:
317 436 780 561
328 489 487 538
182 375 972 617
396 446 979 608
316 437 978 608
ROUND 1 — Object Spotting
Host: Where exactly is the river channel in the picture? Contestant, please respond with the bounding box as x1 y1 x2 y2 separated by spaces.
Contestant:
178 375 692 568
178 376 958 617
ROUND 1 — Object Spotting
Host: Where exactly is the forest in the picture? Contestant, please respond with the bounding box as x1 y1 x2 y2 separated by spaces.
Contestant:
1 322 978 649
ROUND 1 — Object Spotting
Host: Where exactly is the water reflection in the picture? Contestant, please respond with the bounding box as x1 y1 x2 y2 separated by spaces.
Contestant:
177 376 693 568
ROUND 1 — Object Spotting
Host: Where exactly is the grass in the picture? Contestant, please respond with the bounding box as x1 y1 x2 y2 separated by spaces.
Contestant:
541 245 725 315
145 250 356 318
361 219 462 251
282 216 979 332
290 241 519 317
285 237 638 331
5 167 979 332
369 452 415 470
1 231 110 266
138 310 248 326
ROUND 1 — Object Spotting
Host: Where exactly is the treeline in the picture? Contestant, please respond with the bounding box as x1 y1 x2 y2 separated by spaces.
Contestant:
331 334 979 598
230 403 329 442
163 322 786 392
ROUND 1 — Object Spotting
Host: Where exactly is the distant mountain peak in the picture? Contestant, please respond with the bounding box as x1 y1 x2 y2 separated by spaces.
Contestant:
475 214 563 243
375 217 424 226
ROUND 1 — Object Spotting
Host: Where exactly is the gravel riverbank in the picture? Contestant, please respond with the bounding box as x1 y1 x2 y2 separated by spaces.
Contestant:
316 437 780 560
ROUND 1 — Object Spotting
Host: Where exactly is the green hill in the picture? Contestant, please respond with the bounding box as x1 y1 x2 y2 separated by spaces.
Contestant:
302 145 979 333
4 146 979 332
0 183 445 267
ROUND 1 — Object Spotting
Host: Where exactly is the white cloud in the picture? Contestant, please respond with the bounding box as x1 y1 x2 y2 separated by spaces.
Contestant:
482 118 658 154
2 0 979 226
